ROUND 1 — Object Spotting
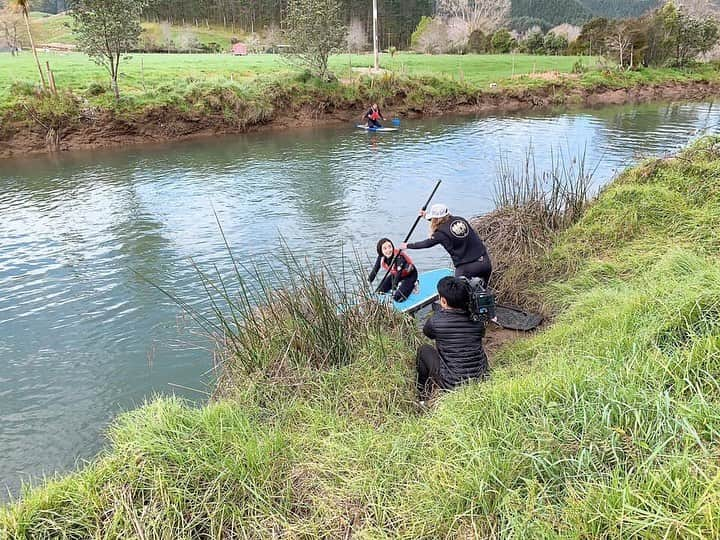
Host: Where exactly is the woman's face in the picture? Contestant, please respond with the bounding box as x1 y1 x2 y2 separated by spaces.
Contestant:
381 241 394 258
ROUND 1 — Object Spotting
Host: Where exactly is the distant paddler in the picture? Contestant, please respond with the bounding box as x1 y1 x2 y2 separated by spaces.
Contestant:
401 204 492 286
363 103 385 128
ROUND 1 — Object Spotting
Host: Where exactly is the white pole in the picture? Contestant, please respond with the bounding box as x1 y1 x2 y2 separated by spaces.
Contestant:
373 0 379 71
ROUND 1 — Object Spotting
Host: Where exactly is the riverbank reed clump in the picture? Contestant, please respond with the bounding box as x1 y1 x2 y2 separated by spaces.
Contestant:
473 147 596 308
170 242 417 402
4 138 720 538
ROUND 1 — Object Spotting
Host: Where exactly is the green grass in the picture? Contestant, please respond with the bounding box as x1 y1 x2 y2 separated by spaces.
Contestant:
1 52 596 99
3 137 720 538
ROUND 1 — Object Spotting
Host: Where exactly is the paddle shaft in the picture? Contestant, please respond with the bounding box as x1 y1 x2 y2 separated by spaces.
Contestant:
374 179 442 293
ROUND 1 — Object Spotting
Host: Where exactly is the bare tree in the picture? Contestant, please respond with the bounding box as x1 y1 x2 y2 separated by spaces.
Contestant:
159 20 173 52
0 7 22 55
263 23 281 51
675 0 717 18
416 17 449 53
435 0 511 33
178 28 199 51
550 23 581 44
446 16 471 52
606 25 632 68
346 17 367 53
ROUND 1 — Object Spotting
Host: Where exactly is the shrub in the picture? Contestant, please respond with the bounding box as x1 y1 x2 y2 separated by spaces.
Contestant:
468 29 490 53
85 82 107 97
491 28 514 53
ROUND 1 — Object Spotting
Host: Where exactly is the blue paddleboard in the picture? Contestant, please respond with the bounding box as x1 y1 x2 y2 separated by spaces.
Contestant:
356 124 398 132
379 268 453 314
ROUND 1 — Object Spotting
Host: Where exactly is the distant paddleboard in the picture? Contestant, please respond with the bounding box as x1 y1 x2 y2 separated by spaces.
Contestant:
356 125 398 132
380 268 453 314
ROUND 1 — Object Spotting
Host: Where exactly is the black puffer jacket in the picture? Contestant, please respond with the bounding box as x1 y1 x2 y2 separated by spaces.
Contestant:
423 307 488 389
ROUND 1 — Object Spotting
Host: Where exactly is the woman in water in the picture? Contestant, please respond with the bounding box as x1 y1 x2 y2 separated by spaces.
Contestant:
364 103 385 128
368 237 417 302
401 203 492 286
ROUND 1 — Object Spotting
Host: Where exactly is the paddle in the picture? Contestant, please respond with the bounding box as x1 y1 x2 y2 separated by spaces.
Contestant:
374 179 442 293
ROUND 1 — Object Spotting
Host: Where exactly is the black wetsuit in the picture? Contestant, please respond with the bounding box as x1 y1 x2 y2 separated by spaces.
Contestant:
407 215 492 285
369 251 417 302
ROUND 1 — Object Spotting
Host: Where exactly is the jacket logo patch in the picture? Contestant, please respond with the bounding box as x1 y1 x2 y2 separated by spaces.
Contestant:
450 220 468 238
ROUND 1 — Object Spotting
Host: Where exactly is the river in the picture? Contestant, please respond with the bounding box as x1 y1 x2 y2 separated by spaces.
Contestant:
1 100 718 498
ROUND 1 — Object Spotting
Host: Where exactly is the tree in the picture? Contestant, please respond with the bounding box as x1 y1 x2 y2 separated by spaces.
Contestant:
282 0 346 80
69 0 148 99
467 28 490 52
574 17 611 56
446 16 471 53
435 0 510 33
675 13 719 65
413 16 449 53
9 0 47 88
645 2 720 67
491 27 513 53
522 29 545 54
346 17 368 53
543 32 568 55
606 24 632 68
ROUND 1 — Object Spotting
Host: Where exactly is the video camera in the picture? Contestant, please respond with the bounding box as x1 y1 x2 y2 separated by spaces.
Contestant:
462 277 495 324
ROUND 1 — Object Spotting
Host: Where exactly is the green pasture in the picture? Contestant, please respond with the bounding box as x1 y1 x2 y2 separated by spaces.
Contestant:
0 51 597 100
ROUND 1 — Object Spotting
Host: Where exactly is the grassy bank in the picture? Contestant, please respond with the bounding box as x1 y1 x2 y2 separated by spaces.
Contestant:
3 50 719 159
3 137 720 538
0 51 595 99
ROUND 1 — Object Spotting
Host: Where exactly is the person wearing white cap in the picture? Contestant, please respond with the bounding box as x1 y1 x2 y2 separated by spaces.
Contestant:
401 203 492 285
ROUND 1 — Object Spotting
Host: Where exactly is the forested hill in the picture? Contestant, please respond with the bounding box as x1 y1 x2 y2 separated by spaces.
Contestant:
511 0 660 27
579 0 660 18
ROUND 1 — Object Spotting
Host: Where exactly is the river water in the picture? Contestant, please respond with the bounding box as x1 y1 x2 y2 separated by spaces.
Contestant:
1 101 719 498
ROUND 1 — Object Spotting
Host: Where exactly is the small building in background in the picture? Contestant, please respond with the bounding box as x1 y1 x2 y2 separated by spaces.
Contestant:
231 43 248 56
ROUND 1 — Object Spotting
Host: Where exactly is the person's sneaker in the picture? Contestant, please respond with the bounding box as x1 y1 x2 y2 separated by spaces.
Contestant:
413 280 420 295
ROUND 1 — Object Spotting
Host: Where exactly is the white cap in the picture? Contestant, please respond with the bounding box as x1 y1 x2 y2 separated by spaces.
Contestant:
426 203 449 220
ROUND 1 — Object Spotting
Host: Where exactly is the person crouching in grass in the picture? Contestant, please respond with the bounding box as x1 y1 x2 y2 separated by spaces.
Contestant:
416 276 489 402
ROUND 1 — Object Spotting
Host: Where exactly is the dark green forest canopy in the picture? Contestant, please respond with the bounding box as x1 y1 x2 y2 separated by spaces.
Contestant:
511 0 660 27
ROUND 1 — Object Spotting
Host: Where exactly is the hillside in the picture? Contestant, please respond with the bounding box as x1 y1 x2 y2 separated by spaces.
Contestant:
511 0 662 28
578 0 660 18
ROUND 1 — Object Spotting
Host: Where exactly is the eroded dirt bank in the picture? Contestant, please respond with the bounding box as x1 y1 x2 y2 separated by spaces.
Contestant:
2 80 718 160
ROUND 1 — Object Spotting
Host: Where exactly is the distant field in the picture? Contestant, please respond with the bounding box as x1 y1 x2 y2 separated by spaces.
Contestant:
0 51 596 100
28 12 242 49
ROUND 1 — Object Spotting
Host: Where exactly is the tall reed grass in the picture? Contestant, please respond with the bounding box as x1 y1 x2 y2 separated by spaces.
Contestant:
474 146 597 308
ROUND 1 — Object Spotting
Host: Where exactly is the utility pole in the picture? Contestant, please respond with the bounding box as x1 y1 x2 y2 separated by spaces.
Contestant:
372 0 379 70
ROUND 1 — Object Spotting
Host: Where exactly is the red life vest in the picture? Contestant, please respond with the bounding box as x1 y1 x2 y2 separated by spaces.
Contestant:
381 249 414 278
370 110 380 120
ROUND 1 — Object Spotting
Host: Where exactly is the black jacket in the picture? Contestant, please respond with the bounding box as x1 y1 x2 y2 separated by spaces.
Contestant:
408 215 488 267
423 307 488 389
